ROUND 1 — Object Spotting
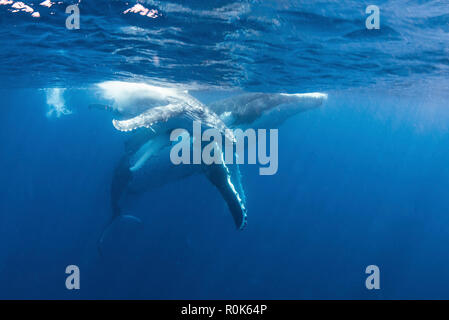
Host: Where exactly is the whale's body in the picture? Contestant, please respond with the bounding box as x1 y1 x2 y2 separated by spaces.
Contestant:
209 92 327 129
95 81 327 239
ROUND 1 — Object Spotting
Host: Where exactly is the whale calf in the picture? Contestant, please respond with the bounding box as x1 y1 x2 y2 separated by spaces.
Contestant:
94 82 327 243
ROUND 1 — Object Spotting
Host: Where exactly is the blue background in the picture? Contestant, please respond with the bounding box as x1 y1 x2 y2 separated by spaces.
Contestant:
1 0 449 299
2 88 449 299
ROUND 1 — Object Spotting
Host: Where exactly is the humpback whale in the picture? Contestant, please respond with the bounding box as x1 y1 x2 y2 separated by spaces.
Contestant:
94 81 327 245
208 92 327 129
95 82 247 249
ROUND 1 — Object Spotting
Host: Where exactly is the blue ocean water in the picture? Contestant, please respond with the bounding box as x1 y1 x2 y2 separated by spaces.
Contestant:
1 0 449 299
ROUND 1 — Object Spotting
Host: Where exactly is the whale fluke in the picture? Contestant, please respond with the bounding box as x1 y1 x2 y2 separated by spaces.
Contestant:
97 214 143 257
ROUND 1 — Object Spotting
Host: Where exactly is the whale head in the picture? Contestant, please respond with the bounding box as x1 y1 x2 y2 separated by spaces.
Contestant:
210 92 328 128
265 92 327 119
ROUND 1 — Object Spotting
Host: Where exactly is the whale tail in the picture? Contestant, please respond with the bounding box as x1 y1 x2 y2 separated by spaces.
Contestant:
97 155 142 256
97 214 143 257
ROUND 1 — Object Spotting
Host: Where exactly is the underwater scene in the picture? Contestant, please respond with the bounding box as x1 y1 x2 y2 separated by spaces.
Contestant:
1 0 449 299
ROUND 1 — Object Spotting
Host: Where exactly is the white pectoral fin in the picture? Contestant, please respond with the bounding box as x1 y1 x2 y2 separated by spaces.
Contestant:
112 103 184 132
130 141 154 172
130 134 169 172
203 149 247 230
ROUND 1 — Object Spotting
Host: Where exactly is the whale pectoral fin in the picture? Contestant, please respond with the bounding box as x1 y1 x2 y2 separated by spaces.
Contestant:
124 128 155 155
129 131 171 172
112 103 184 132
204 160 247 230
129 134 170 172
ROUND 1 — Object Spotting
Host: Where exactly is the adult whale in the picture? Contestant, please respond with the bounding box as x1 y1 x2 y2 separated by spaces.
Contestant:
208 92 327 129
95 81 247 248
94 82 327 243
